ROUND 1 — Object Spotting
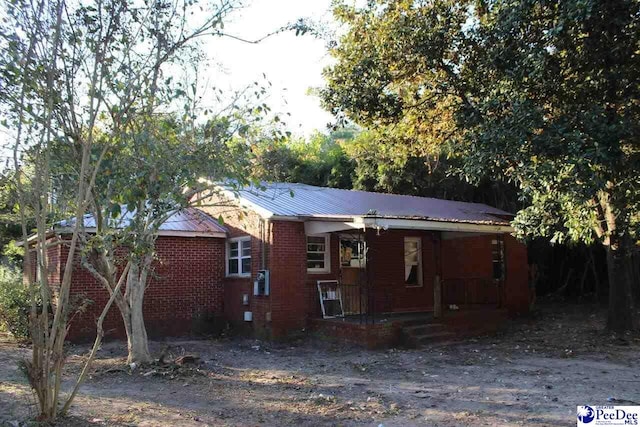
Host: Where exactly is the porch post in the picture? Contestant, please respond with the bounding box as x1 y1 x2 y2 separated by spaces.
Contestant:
364 228 374 324
434 275 442 318
434 232 443 318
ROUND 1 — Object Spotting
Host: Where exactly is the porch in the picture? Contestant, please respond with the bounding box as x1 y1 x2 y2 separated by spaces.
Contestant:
307 219 525 348
311 306 509 349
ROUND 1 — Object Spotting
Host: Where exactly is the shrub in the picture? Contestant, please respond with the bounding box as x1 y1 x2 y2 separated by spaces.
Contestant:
0 265 31 340
3 240 25 266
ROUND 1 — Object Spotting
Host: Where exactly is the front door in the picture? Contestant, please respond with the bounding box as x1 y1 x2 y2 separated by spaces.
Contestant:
392 235 435 312
339 234 367 315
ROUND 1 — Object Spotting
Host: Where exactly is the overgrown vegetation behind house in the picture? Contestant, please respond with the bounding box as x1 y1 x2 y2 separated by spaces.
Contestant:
0 265 30 340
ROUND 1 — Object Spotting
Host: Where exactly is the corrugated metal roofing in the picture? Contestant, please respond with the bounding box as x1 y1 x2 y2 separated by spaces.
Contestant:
233 182 513 225
58 207 227 234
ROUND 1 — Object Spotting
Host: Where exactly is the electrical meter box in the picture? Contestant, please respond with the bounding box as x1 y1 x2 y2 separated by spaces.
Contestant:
254 270 270 296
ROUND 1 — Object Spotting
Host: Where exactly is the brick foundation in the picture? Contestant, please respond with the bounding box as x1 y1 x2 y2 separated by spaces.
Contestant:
311 318 402 349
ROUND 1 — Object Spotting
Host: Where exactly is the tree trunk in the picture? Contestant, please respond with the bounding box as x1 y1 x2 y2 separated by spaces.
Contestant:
605 236 636 332
124 262 152 364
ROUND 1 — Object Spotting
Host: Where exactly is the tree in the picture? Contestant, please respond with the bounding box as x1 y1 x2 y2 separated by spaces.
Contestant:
0 0 122 419
0 170 27 262
77 108 269 364
341 128 520 211
252 128 357 188
32 0 277 365
0 0 260 418
322 0 639 331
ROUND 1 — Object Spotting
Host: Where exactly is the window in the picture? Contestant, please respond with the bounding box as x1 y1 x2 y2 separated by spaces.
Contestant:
404 237 422 286
492 236 505 281
227 237 251 277
307 234 330 273
340 235 366 268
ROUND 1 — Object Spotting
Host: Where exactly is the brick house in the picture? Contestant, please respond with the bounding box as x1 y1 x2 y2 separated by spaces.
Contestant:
26 208 228 341
199 182 530 346
31 183 531 347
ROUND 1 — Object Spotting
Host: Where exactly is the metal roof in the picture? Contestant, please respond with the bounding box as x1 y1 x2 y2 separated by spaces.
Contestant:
231 182 514 225
58 207 227 236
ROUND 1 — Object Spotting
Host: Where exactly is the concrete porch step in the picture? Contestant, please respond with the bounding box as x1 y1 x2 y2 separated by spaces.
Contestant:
397 317 436 328
401 322 455 348
415 331 456 345
403 323 447 336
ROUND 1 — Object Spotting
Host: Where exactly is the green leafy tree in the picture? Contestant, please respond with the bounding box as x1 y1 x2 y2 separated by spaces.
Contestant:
344 128 520 211
0 0 257 419
0 170 28 263
0 265 30 339
77 108 270 364
322 0 639 331
252 128 356 188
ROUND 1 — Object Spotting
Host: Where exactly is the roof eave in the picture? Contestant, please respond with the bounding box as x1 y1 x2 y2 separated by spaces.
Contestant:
358 217 514 233
53 227 226 239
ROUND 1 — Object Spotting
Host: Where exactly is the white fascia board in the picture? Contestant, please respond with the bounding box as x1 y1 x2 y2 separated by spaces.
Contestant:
304 220 364 235
156 230 226 238
18 231 57 246
59 227 225 239
358 217 514 234
441 231 491 240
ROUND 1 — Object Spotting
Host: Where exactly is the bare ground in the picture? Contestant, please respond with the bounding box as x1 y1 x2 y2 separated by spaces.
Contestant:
1 302 639 427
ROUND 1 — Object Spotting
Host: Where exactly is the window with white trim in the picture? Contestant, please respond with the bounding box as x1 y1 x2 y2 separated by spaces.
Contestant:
404 237 423 286
492 236 505 281
307 234 330 273
227 237 251 277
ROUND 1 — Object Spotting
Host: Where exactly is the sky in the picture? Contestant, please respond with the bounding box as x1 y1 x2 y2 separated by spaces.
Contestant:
0 0 338 166
203 0 338 137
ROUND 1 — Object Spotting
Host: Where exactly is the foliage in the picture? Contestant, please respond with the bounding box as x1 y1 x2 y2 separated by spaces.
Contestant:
0 266 30 339
323 0 639 240
344 128 520 211
322 0 640 330
2 240 24 266
252 128 357 188
0 0 257 419
48 15 286 364
0 170 29 258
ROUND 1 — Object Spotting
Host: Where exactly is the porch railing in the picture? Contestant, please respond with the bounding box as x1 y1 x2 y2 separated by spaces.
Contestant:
339 282 382 324
322 277 500 325
442 277 500 306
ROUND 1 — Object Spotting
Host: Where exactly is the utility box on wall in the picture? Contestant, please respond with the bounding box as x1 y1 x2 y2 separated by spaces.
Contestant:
254 270 270 296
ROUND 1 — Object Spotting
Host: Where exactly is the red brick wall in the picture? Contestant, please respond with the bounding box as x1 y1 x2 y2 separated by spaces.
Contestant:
442 235 494 279
441 233 530 313
199 197 273 336
64 236 225 341
366 229 437 313
270 221 307 337
259 226 530 337
26 238 63 287
504 234 530 314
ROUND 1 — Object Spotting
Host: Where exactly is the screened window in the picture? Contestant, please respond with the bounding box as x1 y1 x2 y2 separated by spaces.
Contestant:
307 234 330 273
404 237 423 286
492 236 505 281
228 237 251 276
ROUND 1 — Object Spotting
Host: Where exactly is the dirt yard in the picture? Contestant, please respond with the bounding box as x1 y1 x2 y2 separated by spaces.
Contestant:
1 302 639 426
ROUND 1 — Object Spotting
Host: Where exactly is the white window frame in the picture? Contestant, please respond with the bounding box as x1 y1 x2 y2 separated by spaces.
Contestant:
226 236 251 277
492 237 506 282
307 233 331 274
404 236 423 287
